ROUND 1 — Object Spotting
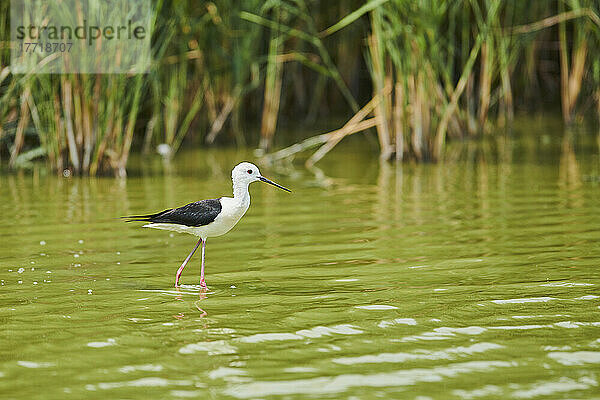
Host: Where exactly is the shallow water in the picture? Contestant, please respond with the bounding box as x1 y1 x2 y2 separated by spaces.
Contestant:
1 129 600 399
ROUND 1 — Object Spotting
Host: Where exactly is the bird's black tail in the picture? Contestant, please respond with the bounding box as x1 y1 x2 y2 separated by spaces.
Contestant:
121 209 172 223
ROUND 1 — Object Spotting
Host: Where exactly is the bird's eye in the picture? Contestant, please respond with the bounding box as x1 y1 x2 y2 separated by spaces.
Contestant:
247 169 253 174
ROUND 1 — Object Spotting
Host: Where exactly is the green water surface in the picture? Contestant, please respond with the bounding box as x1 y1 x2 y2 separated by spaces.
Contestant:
1 128 600 399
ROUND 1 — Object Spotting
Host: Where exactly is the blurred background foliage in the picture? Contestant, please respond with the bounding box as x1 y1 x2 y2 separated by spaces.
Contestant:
0 0 599 175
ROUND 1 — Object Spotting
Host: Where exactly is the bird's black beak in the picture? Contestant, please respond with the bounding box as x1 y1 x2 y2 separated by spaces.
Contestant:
259 176 291 192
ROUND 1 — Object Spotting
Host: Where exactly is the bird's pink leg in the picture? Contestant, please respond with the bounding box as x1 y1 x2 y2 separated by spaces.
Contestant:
200 238 208 290
175 238 202 287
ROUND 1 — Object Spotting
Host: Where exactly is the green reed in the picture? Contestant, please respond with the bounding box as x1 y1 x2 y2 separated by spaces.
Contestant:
357 0 600 162
0 0 599 174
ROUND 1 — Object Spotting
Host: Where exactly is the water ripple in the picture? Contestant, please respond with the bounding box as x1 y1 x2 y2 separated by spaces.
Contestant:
512 377 598 398
223 361 515 398
178 341 237 355
547 351 600 366
2 145 600 399
332 342 503 365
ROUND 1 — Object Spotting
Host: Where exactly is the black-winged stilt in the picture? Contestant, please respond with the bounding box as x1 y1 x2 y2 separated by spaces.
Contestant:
124 162 290 289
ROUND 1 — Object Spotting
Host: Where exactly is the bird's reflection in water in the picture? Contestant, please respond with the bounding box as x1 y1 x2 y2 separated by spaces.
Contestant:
174 285 209 318
194 298 208 318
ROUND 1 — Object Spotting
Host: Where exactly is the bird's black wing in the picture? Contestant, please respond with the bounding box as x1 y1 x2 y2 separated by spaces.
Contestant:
123 198 222 227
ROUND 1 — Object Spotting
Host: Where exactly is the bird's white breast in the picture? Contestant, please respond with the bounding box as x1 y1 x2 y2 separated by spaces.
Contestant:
206 196 249 237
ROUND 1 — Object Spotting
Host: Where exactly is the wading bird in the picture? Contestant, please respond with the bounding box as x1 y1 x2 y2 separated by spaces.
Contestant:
124 162 290 289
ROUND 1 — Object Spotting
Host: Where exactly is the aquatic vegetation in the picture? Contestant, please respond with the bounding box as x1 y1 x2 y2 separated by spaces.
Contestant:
0 0 599 174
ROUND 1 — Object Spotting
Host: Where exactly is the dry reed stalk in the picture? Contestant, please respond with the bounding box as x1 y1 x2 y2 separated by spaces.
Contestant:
267 118 378 164
306 89 388 166
52 93 64 171
307 119 379 166
260 28 284 150
368 31 394 160
205 81 217 124
498 38 514 125
259 41 283 150
8 87 31 168
265 92 387 164
433 38 482 161
374 95 393 160
478 41 492 130
408 74 423 160
465 74 476 136
92 104 113 176
559 8 570 123
512 8 600 34
206 88 240 144
72 76 83 150
393 81 404 161
62 79 80 172
567 41 587 119
142 114 158 154
384 64 394 137
556 1 585 123
419 73 430 155
81 77 94 172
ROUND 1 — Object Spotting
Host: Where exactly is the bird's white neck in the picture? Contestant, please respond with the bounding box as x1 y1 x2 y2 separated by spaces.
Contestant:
232 181 250 204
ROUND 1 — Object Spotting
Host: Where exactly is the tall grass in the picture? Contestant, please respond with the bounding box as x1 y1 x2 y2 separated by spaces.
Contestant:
1 0 599 174
265 0 600 164
0 0 265 174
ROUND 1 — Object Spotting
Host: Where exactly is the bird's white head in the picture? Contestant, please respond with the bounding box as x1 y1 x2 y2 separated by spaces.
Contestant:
231 162 291 192
232 162 262 186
